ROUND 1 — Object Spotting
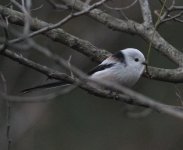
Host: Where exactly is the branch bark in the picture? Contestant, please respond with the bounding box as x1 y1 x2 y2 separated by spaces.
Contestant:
139 0 153 25
0 5 109 62
0 5 183 83
1 48 183 119
61 0 183 65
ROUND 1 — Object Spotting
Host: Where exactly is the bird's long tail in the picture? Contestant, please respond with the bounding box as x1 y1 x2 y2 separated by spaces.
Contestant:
21 81 69 94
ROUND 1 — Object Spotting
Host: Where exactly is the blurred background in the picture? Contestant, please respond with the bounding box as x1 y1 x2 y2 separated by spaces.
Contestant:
0 0 183 150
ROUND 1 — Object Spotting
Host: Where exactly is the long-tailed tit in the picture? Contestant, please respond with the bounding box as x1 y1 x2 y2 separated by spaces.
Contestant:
22 48 146 93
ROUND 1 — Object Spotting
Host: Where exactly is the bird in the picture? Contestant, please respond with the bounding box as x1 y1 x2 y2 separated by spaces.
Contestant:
21 48 146 93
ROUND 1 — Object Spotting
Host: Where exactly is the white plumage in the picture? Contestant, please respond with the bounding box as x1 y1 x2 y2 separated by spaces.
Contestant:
90 48 146 87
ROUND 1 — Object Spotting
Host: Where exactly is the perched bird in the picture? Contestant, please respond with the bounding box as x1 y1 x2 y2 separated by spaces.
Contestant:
21 48 146 93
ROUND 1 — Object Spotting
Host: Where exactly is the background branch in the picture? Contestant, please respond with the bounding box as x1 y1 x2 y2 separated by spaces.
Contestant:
0 1 183 149
1 4 183 83
1 48 183 119
61 0 183 65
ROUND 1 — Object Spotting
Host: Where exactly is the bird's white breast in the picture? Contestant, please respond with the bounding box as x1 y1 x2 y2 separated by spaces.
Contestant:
90 63 144 88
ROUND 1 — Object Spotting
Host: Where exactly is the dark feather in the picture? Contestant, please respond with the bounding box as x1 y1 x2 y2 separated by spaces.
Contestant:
21 55 120 94
21 81 68 94
21 64 114 93
112 51 126 64
88 63 115 75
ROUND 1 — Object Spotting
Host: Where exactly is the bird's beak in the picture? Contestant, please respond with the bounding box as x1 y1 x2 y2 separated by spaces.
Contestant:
142 61 151 78
142 61 148 66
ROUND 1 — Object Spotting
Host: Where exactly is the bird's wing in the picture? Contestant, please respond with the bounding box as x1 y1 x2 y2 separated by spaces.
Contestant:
88 63 115 75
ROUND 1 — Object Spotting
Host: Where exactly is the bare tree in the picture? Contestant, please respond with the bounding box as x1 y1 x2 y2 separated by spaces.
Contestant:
0 0 183 149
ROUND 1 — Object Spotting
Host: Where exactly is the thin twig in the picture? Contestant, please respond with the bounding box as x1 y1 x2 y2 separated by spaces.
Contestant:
9 0 107 45
0 15 12 150
157 0 183 25
45 0 68 10
103 0 138 11
146 0 167 63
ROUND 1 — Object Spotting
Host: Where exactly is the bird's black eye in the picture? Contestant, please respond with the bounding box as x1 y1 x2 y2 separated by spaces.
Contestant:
134 58 139 62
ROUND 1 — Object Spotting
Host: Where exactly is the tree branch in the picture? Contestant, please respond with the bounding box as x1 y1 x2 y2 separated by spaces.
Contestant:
139 0 153 25
144 67 183 83
0 4 109 62
1 4 183 83
9 0 107 44
1 48 183 119
61 0 183 65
